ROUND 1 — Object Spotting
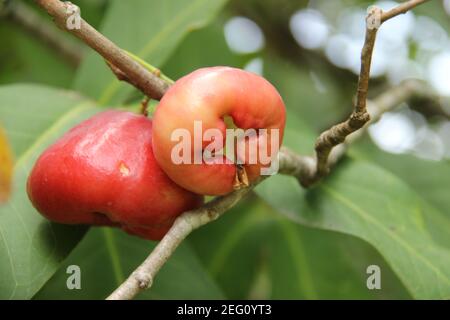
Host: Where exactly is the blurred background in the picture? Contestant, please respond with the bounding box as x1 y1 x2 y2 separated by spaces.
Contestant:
0 0 449 300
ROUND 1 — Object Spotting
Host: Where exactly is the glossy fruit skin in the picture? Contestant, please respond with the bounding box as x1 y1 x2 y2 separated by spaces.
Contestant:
152 66 286 195
27 110 203 240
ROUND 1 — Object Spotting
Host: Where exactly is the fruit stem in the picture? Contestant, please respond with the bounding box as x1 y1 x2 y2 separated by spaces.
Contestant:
140 96 150 116
124 50 174 85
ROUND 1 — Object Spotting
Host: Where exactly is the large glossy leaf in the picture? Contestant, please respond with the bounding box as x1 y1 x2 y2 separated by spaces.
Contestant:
189 196 410 299
0 84 101 299
256 48 450 299
35 228 224 299
73 0 229 104
350 139 450 249
256 130 450 299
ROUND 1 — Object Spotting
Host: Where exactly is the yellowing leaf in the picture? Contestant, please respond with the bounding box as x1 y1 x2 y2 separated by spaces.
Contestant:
0 126 13 203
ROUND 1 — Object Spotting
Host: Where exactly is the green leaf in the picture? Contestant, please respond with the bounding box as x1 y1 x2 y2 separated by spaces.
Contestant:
350 139 450 249
35 228 224 299
0 84 101 299
189 196 410 299
73 0 229 104
256 152 450 299
0 85 98 157
254 53 450 298
352 138 450 218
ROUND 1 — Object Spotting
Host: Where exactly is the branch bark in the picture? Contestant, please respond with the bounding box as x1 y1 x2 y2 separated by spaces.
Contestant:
330 80 436 161
107 178 264 300
299 0 431 187
381 0 430 22
33 0 170 100
285 79 439 177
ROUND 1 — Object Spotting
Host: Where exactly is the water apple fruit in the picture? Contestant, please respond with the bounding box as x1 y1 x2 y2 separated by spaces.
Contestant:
27 110 203 240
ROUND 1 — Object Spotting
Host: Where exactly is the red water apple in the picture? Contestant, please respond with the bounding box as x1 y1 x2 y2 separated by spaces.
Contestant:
152 67 286 195
27 110 203 240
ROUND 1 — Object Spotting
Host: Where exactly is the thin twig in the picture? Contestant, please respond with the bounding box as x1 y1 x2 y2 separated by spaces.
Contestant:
33 0 170 100
140 96 150 116
273 79 437 185
309 79 437 172
107 178 264 300
300 0 431 187
106 146 337 300
300 7 381 186
381 0 430 22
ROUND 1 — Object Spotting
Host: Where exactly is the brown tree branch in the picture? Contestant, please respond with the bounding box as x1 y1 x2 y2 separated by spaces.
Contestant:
287 79 439 178
33 0 170 100
299 0 431 187
298 7 380 186
381 0 431 22
107 178 264 300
